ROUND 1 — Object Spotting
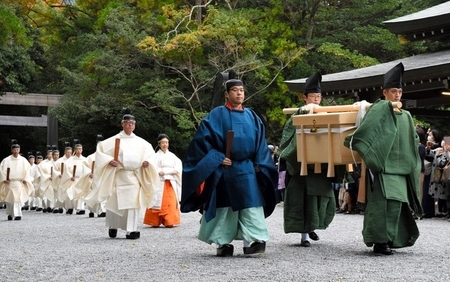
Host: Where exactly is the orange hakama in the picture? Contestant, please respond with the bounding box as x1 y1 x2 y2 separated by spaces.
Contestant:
143 180 180 227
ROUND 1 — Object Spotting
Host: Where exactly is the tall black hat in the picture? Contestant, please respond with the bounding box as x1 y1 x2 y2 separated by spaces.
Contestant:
36 151 43 159
27 151 35 159
122 108 135 121
304 72 322 94
73 139 82 148
11 139 20 149
383 62 404 89
225 69 243 92
52 145 59 154
46 145 52 153
64 142 72 151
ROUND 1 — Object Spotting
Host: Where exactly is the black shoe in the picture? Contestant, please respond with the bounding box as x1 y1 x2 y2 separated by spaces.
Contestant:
89 212 94 218
98 212 106 218
66 209 73 215
7 215 13 221
14 216 21 220
30 207 36 210
36 207 43 211
308 231 319 241
243 241 266 255
126 231 140 239
108 229 117 238
46 207 52 213
300 240 311 247
76 210 85 215
59 208 63 214
52 208 60 214
373 243 393 255
217 244 234 257
43 208 48 213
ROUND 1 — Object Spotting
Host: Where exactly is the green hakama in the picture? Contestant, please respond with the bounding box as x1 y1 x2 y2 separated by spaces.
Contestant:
344 100 422 248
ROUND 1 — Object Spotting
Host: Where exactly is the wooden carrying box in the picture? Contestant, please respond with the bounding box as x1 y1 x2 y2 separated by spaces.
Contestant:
283 102 401 177
292 111 361 177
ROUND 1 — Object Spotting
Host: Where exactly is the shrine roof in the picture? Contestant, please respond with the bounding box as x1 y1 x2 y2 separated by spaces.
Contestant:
383 2 450 40
284 49 450 95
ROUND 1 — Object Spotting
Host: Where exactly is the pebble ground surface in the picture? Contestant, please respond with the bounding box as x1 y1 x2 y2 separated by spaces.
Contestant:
1 204 449 282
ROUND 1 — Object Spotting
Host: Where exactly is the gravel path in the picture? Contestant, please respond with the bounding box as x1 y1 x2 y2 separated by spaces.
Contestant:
1 204 449 282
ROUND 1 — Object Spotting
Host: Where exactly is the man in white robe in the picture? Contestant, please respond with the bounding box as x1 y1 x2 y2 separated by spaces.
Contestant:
85 111 159 239
53 145 73 214
31 153 44 211
64 141 89 215
77 135 106 217
23 154 36 211
0 140 33 220
37 148 56 213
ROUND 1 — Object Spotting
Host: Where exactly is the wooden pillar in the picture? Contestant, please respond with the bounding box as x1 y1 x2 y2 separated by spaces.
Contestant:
47 107 58 146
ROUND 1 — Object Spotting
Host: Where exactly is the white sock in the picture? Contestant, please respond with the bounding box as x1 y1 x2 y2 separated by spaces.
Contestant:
301 233 309 241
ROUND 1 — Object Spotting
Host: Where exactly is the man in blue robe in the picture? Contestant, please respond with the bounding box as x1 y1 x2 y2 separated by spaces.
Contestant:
181 74 278 257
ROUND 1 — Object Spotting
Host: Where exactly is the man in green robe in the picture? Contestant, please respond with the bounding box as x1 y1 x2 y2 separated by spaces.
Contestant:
344 62 422 255
279 72 345 247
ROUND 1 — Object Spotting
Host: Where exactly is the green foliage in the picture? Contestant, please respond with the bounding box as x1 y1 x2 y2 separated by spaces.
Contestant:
0 43 37 93
1 0 448 156
0 5 31 47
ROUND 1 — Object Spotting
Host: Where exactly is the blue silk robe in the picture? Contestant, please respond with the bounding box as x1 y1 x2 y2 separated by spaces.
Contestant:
181 105 278 222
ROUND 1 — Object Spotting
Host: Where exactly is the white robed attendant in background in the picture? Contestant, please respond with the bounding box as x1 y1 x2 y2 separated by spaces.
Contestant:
53 145 75 213
65 142 89 214
37 149 56 212
153 148 182 208
0 141 33 220
76 134 107 217
143 134 182 227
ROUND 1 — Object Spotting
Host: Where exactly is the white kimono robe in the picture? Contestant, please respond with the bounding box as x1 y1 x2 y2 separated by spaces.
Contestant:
85 131 159 227
60 154 89 201
0 155 33 205
52 156 71 203
37 159 55 202
76 153 95 200
29 163 39 197
152 150 182 209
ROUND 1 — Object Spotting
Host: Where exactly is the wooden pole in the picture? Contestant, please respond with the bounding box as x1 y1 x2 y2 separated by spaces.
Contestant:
300 125 308 176
73 165 77 178
225 130 234 158
6 167 10 181
60 163 64 175
91 161 95 174
282 101 402 115
357 161 367 204
114 138 120 161
327 124 335 177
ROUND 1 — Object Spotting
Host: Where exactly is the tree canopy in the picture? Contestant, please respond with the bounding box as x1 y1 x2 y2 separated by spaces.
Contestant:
0 0 448 159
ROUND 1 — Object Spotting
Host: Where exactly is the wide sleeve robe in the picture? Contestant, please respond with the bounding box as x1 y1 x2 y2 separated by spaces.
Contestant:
181 106 278 222
84 131 159 215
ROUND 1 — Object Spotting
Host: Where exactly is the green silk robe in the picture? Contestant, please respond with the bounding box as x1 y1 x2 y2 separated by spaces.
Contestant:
279 111 345 234
344 99 422 248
